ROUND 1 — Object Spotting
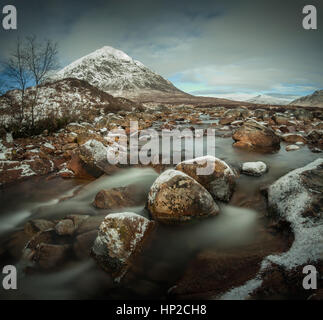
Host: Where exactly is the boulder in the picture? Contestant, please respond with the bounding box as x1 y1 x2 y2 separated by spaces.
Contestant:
254 109 268 120
281 134 307 144
241 161 267 176
93 185 146 209
307 130 323 146
293 109 313 122
79 139 119 176
219 108 249 125
24 219 55 236
232 120 280 152
147 169 219 224
273 114 294 126
32 243 70 269
55 219 75 236
92 212 155 281
265 159 323 269
176 156 236 202
66 154 96 179
73 230 97 259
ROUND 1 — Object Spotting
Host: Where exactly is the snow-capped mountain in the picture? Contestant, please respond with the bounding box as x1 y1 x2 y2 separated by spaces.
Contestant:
290 90 323 108
246 94 291 105
49 46 189 101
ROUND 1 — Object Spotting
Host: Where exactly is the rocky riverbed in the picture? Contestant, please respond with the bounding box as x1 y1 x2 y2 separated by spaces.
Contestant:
0 104 322 300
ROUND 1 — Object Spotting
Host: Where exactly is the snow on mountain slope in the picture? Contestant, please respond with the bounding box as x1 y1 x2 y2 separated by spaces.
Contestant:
290 90 323 108
49 46 189 101
0 78 141 127
246 94 291 105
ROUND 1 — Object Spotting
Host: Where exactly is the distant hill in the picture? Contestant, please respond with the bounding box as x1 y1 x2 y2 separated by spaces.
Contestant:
246 94 291 105
290 90 323 108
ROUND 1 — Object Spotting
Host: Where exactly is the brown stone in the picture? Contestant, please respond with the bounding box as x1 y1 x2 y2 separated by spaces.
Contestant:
232 120 280 152
147 169 219 224
176 156 236 202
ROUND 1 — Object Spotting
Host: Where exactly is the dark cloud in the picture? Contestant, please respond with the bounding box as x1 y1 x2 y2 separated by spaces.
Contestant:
0 0 322 96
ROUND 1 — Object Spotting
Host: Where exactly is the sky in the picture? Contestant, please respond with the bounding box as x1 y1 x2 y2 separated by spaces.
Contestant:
0 0 322 100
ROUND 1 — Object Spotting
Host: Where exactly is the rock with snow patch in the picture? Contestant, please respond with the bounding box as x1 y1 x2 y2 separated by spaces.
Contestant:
265 158 323 269
79 139 119 176
241 161 267 176
91 212 155 281
176 156 236 202
285 145 300 151
147 169 219 224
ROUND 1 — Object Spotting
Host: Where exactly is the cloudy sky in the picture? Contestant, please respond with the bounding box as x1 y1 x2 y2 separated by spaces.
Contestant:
0 0 322 100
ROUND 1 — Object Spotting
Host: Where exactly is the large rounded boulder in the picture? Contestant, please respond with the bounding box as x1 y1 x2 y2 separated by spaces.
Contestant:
92 212 154 281
175 156 236 202
232 120 280 152
147 169 219 224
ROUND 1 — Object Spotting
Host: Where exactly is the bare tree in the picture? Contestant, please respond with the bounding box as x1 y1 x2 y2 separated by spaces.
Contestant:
2 38 31 122
25 36 58 127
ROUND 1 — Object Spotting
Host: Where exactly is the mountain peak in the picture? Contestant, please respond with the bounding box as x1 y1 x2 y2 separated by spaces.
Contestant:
92 46 133 61
50 46 188 101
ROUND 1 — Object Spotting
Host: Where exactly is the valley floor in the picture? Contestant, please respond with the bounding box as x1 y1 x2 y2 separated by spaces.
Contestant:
0 103 322 300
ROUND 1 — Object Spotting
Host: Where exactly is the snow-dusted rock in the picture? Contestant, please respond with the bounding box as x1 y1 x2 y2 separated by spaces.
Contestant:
241 161 267 176
265 158 323 269
147 169 219 224
285 144 300 151
92 212 155 281
214 159 323 300
79 139 119 176
176 156 236 202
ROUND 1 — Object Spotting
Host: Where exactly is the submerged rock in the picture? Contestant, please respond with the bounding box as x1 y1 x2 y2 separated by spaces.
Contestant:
93 185 146 209
55 219 75 236
92 212 155 281
33 243 71 269
241 161 267 176
147 169 219 224
24 219 55 236
176 155 236 202
232 120 280 152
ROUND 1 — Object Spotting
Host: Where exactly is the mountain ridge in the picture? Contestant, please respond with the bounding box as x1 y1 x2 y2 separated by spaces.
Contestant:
290 90 323 108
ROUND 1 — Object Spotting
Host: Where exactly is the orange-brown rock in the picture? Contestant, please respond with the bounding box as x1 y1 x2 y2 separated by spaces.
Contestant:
147 169 219 224
176 156 236 202
232 120 280 152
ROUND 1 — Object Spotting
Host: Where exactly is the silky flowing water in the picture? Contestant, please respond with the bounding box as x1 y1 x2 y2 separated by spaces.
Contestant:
0 134 321 299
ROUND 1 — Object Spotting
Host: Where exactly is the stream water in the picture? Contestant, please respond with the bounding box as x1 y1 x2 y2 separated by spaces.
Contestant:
0 134 321 299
